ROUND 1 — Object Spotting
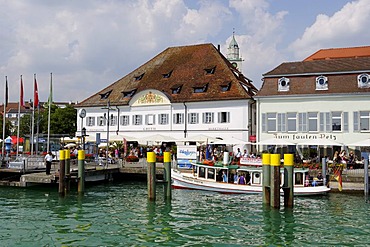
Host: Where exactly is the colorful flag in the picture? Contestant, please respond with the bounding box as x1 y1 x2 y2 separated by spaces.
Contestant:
5 77 8 107
20 76 24 107
34 78 39 108
334 168 343 192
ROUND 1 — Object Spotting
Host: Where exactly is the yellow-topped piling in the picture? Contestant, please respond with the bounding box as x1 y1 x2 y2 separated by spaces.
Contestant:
270 154 280 166
283 153 294 208
78 150 85 160
59 150 65 160
284 154 294 166
147 152 156 163
262 153 271 165
78 150 85 194
164 152 171 163
262 153 271 205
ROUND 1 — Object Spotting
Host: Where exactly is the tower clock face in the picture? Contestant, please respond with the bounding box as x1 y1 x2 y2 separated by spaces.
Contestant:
79 108 86 118
232 62 237 68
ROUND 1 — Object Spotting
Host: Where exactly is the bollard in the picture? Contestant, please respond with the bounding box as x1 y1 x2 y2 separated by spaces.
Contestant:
262 153 271 205
58 150 66 197
65 149 71 194
147 152 156 201
163 151 172 200
321 157 327 186
78 150 85 194
270 154 281 208
283 154 294 208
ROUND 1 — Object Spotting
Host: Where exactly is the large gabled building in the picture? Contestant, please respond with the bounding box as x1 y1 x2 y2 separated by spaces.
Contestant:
256 45 370 154
76 43 258 144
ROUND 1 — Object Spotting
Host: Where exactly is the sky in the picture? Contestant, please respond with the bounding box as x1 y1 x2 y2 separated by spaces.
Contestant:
1 0 370 104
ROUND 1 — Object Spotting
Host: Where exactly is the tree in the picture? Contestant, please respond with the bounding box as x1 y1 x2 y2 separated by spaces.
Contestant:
0 115 13 137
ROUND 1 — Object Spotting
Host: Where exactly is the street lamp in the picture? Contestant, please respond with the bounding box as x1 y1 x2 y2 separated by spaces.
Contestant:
102 101 115 168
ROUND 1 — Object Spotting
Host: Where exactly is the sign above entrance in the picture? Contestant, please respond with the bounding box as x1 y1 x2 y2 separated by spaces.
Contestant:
131 89 171 106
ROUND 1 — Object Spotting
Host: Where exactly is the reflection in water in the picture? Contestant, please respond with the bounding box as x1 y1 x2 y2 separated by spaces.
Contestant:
0 183 370 246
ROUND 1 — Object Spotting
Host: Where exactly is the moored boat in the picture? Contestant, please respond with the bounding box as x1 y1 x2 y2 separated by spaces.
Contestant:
171 162 330 196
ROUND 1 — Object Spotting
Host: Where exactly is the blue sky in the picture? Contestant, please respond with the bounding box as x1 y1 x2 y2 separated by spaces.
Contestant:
1 0 369 103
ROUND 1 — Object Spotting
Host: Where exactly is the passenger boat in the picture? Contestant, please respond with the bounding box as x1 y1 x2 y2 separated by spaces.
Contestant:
171 162 330 196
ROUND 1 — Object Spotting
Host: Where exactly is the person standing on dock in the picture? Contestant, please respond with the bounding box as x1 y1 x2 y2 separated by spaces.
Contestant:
44 151 53 175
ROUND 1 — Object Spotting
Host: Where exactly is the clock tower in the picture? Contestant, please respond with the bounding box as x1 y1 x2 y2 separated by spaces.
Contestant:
227 31 243 72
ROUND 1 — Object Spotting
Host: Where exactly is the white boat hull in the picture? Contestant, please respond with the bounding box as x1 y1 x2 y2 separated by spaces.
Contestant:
171 169 330 196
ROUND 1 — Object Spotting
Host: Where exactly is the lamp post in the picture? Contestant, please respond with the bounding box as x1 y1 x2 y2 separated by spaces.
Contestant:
102 101 115 168
81 127 87 151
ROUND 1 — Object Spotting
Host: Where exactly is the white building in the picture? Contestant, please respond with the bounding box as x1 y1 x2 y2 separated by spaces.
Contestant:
76 43 258 145
256 46 370 156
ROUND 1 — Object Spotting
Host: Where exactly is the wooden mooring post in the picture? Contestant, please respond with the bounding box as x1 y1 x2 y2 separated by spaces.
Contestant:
147 152 156 201
65 150 71 194
58 150 66 197
262 153 271 205
163 151 172 200
283 154 294 208
270 154 281 208
78 150 85 195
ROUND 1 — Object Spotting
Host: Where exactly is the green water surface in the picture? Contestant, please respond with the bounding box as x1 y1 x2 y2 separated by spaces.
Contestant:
0 182 369 246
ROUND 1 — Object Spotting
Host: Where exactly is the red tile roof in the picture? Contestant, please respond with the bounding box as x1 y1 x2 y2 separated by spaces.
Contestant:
304 46 370 61
78 43 258 107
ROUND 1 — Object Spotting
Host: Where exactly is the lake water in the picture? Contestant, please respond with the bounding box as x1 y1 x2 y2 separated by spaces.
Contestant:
0 182 369 246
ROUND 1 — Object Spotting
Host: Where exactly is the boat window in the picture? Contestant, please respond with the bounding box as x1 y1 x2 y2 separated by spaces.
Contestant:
207 168 215 180
199 167 206 178
295 172 304 185
252 172 261 184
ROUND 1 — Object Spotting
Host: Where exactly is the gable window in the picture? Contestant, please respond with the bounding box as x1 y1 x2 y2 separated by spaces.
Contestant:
202 112 214 124
99 90 112 100
173 113 184 124
193 84 208 93
162 70 173 78
87 117 95 127
120 115 129 126
220 82 231 92
171 85 182 94
316 75 328 90
267 113 277 132
134 73 145 81
98 116 106 126
278 77 290 92
358 73 370 88
146 114 155 125
122 89 137 98
188 113 199 124
204 66 216 75
159 114 169 125
133 115 142 125
308 112 318 132
218 112 230 123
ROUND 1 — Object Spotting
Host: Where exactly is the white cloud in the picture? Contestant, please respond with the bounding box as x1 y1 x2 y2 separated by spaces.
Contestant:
290 0 370 59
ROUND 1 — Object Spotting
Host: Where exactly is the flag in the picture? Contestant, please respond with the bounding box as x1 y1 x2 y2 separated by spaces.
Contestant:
34 78 39 108
334 168 343 192
5 77 8 107
20 77 24 107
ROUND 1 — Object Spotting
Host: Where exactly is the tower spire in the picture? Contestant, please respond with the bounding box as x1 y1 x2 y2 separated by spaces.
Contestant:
227 29 243 72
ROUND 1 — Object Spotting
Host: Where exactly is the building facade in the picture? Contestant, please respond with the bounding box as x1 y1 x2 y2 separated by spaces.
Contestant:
76 43 258 144
255 46 370 153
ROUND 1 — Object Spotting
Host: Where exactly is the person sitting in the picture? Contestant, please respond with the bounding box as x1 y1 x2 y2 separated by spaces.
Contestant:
238 174 246 185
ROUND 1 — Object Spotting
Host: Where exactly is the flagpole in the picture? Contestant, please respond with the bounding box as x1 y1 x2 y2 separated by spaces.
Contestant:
31 74 35 156
16 75 22 157
2 76 7 163
47 73 52 153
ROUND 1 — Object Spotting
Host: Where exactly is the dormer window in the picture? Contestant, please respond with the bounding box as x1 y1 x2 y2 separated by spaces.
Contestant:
358 73 370 88
204 66 216 75
134 73 145 81
99 90 112 100
316 75 328 90
162 70 173 78
122 89 137 98
171 84 182 94
220 82 231 92
193 83 208 93
278 77 290 92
